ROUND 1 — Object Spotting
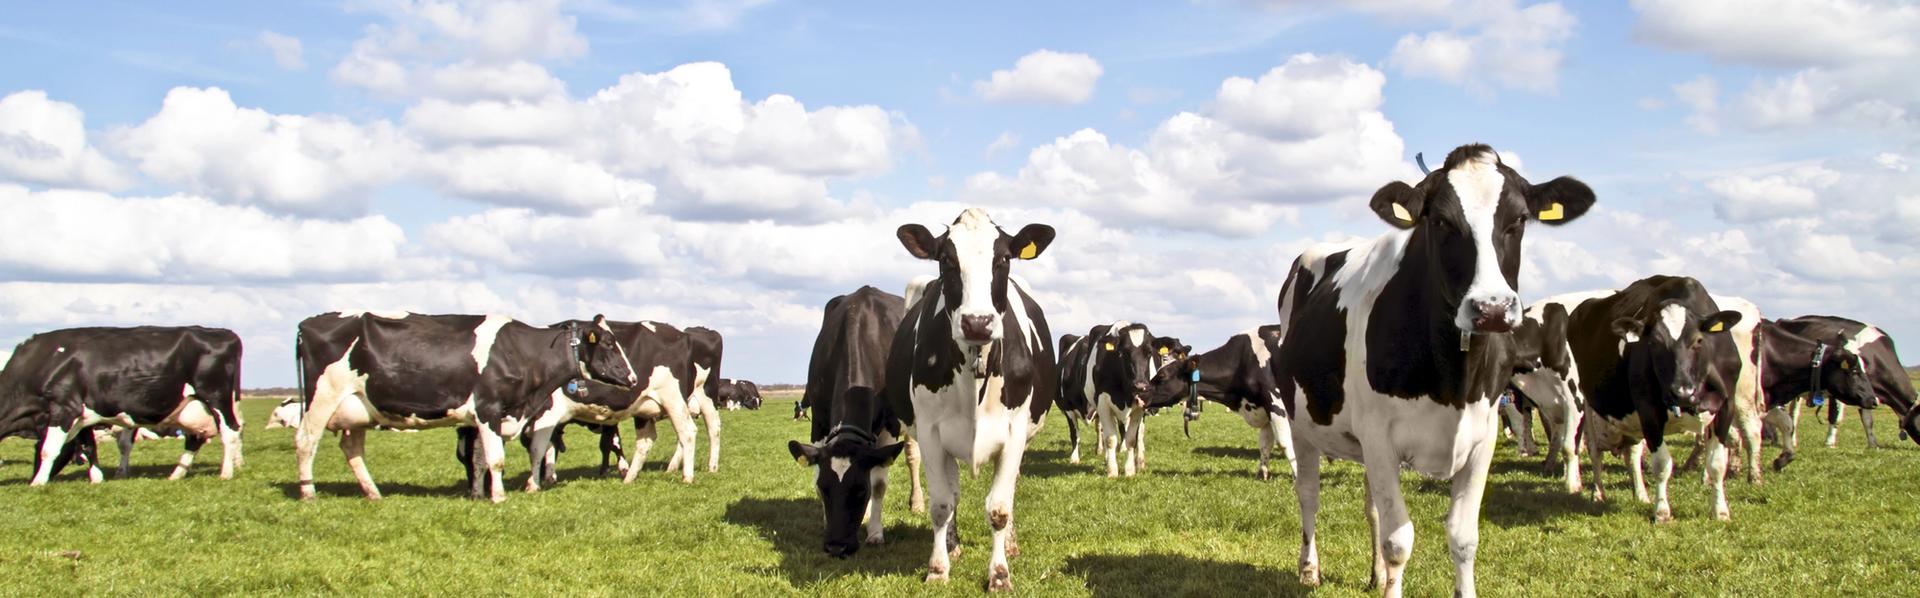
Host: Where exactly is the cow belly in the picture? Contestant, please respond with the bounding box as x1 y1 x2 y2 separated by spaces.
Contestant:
912 385 979 463
163 397 220 439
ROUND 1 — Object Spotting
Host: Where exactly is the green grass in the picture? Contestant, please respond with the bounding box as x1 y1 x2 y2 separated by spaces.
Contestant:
2 392 1915 596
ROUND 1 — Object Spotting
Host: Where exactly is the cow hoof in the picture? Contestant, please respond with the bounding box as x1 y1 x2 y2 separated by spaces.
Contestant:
1257 467 1270 481
707 465 719 473
1298 564 1320 587
865 534 885 546
365 494 383 502
1653 508 1673 524
1714 509 1731 522
987 565 1012 592
925 569 949 583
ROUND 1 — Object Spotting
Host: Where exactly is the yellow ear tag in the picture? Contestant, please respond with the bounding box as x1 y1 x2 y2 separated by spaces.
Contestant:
1158 346 1169 356
1538 202 1564 221
796 456 808 466
1391 203 1413 222
1103 342 1116 351
1708 322 1724 333
586 331 598 344
1019 242 1038 260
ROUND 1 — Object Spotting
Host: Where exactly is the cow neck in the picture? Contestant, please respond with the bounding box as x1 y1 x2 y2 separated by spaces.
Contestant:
824 389 882 447
1370 229 1498 406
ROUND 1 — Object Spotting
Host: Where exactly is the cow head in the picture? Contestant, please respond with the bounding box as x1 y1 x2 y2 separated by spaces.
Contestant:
1370 144 1595 333
1612 301 1741 412
786 403 904 557
1096 324 1159 408
1152 336 1191 368
1144 355 1201 411
264 398 302 430
578 314 638 388
897 208 1054 346
1813 337 1875 409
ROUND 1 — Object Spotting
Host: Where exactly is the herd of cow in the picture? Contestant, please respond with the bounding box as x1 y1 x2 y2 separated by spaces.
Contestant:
1 143 1912 596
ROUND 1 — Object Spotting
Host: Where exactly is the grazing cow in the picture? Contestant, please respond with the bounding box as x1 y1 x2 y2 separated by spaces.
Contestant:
1753 318 1879 471
294 312 637 502
1142 326 1297 479
1273 144 1594 597
1059 321 1162 477
1054 333 1094 463
1771 316 1917 449
885 208 1056 591
789 286 919 557
266 397 303 429
1503 291 1612 493
1568 276 1743 522
717 378 763 410
0 326 245 485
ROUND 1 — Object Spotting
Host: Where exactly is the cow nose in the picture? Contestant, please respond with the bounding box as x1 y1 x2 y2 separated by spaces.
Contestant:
960 315 994 342
825 540 858 559
1133 382 1150 394
627 372 638 385
1471 297 1517 333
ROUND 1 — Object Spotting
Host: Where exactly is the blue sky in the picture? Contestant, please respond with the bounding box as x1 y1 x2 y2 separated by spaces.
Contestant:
2 0 1916 386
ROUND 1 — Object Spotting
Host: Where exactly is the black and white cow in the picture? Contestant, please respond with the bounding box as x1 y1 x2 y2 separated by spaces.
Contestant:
1771 316 1917 449
1568 277 1744 522
1273 144 1594 597
884 207 1056 591
717 378 763 410
790 286 919 558
1142 326 1297 480
294 311 636 502
1753 318 1879 471
1058 321 1161 477
0 326 245 485
1504 291 1610 493
1053 333 1093 463
517 319 706 486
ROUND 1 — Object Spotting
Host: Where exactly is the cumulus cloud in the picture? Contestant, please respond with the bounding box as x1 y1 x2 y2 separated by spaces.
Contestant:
966 54 1409 236
258 30 306 70
1381 0 1577 95
0 91 131 190
1706 164 1840 222
974 50 1104 104
1630 0 1918 67
113 86 417 217
332 0 585 99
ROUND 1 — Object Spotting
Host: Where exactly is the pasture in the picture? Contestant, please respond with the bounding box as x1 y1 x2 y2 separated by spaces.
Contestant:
1 390 1914 596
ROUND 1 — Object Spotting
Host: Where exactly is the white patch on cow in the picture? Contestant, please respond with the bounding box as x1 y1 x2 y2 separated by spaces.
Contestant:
948 207 1004 343
906 274 937 309
470 315 512 375
829 456 851 481
1241 328 1272 367
1658 304 1687 341
1126 328 1145 347
1446 150 1519 330
1332 232 1411 315
1844 326 1885 354
640 321 657 332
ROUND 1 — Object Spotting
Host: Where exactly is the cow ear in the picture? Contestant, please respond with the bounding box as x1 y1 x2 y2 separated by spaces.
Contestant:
859 442 906 468
897 224 940 260
592 314 608 326
1010 224 1055 260
1612 317 1643 343
1526 176 1595 225
1700 310 1742 334
1369 181 1423 229
788 440 821 466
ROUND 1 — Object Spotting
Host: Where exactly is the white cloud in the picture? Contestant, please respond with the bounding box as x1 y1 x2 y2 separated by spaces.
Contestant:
0 91 131 190
985 131 1020 158
966 54 1408 236
1673 75 1719 133
974 50 1104 104
421 145 657 213
0 185 433 283
113 87 417 217
258 31 306 70
1706 164 1840 222
332 0 585 99
1383 0 1577 95
404 96 581 145
1629 0 1918 67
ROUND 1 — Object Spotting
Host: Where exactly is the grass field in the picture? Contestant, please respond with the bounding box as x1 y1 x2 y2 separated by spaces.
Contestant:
1 390 1915 596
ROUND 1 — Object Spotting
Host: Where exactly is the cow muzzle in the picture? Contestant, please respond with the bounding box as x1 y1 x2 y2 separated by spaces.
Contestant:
1469 297 1518 333
959 314 995 344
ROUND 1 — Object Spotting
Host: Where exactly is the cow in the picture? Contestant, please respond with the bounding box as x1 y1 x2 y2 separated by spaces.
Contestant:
1771 316 1917 449
884 207 1056 591
293 311 637 502
716 378 763 410
1142 326 1297 480
1753 318 1880 471
0 326 246 486
1567 276 1744 523
1272 144 1594 597
1503 291 1611 493
266 397 303 429
789 286 919 558
1058 321 1163 477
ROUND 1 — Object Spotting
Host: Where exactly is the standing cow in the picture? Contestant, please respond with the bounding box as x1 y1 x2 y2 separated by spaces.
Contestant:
294 312 636 502
1753 318 1879 471
1772 316 1917 449
1058 321 1161 477
717 378 763 410
1274 144 1594 597
0 326 245 485
789 286 921 557
1503 291 1612 493
1142 326 1297 480
885 207 1055 591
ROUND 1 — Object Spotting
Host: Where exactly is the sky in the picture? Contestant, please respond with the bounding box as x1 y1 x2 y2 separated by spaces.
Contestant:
1 0 1916 387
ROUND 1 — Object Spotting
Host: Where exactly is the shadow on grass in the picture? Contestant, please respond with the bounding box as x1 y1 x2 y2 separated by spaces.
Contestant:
275 480 467 500
1019 449 1093 478
723 496 931 587
1481 477 1608 525
1064 553 1308 598
1194 445 1260 460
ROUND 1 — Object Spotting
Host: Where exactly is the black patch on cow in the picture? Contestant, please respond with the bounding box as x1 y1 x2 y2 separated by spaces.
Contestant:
1277 252 1351 426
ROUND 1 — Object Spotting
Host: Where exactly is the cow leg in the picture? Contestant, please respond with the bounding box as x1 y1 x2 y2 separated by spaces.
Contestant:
296 377 351 500
1736 410 1764 484
1362 473 1386 590
1629 441 1650 503
1503 400 1536 457
906 435 927 514
1861 408 1879 449
1124 407 1145 476
865 443 890 546
218 415 242 480
476 424 509 503
1065 413 1081 464
30 425 72 486
1586 416 1607 503
1362 454 1414 597
1292 441 1324 586
81 432 103 484
169 435 204 480
1650 442 1675 523
663 393 698 484
1825 401 1842 447
623 418 659 484
923 435 959 583
1706 436 1731 521
1256 419 1275 481
1445 432 1496 598
983 417 1029 592
701 395 722 472
1270 409 1298 478
523 425 556 493
1097 406 1119 478
1766 404 1799 471
116 428 136 478
1560 407 1583 493
338 430 381 501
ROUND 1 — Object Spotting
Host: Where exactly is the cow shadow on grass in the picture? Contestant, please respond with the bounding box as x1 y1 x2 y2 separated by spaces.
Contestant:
1193 445 1261 460
1065 553 1307 598
723 496 930 586
1480 476 1608 526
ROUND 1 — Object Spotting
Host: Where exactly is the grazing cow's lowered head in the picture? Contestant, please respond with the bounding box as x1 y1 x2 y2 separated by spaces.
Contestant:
264 398 302 430
787 387 905 559
896 208 1054 346
1371 144 1595 333
1613 300 1741 413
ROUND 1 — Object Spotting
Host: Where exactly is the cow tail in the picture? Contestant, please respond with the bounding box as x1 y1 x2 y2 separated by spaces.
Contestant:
295 328 309 414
